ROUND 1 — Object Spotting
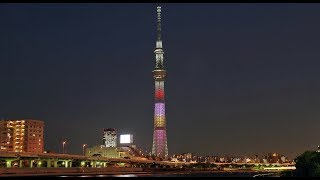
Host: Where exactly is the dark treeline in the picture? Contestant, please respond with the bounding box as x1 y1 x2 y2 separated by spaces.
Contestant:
282 150 320 177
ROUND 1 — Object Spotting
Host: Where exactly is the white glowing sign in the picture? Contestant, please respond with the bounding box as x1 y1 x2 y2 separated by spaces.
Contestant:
120 134 133 144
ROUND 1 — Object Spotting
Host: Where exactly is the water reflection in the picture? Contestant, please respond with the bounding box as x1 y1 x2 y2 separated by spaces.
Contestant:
112 174 138 177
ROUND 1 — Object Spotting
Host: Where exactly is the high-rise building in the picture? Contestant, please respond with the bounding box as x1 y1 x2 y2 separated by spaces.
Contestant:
102 128 117 147
152 6 168 159
0 119 44 153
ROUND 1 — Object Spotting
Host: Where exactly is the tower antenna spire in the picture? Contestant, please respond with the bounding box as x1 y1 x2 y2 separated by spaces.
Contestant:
154 6 164 69
157 6 162 41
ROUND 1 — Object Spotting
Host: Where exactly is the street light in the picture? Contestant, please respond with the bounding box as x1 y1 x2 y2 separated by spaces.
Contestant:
82 144 87 156
62 141 66 154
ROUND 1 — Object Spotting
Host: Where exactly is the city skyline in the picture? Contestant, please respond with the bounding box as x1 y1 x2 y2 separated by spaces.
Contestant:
1 3 320 159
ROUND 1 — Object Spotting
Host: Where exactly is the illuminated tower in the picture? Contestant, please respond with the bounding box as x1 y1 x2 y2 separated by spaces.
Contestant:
152 6 168 159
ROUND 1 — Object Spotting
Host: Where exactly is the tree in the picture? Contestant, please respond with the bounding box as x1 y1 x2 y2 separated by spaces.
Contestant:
295 151 320 177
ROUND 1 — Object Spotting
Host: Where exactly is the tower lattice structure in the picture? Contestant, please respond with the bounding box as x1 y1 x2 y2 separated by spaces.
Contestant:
152 6 168 159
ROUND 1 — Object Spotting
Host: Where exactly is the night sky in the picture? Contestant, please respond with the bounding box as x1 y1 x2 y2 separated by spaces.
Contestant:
1 3 320 159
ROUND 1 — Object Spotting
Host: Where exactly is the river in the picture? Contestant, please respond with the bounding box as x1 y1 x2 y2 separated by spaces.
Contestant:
55 171 280 177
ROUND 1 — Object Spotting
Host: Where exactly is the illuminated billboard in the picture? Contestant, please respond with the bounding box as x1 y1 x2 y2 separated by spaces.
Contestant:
120 134 133 144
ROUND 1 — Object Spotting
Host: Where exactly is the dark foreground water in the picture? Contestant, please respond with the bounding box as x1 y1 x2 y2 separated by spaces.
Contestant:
0 170 281 177
56 171 280 177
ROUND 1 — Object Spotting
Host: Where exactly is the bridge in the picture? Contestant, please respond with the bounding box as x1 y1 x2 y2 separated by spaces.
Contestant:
162 161 295 169
0 151 173 168
0 151 295 170
213 162 295 166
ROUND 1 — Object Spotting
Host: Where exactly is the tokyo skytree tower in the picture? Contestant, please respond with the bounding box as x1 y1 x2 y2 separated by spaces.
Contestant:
152 6 168 159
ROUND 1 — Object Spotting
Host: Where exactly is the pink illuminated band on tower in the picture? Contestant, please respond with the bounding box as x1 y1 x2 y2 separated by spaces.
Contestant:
152 6 168 159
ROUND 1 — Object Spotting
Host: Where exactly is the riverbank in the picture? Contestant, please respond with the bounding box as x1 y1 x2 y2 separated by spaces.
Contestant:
0 167 144 177
0 167 282 177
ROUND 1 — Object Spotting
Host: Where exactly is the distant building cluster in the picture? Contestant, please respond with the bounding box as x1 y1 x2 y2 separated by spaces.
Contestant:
170 152 293 164
0 119 44 153
85 128 142 159
0 119 299 164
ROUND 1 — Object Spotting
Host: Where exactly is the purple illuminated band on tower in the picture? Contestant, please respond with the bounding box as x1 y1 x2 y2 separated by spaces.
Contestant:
152 6 168 159
154 103 165 117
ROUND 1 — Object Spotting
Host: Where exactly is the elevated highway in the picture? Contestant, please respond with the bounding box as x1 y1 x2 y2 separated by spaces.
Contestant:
0 151 295 169
0 151 173 168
